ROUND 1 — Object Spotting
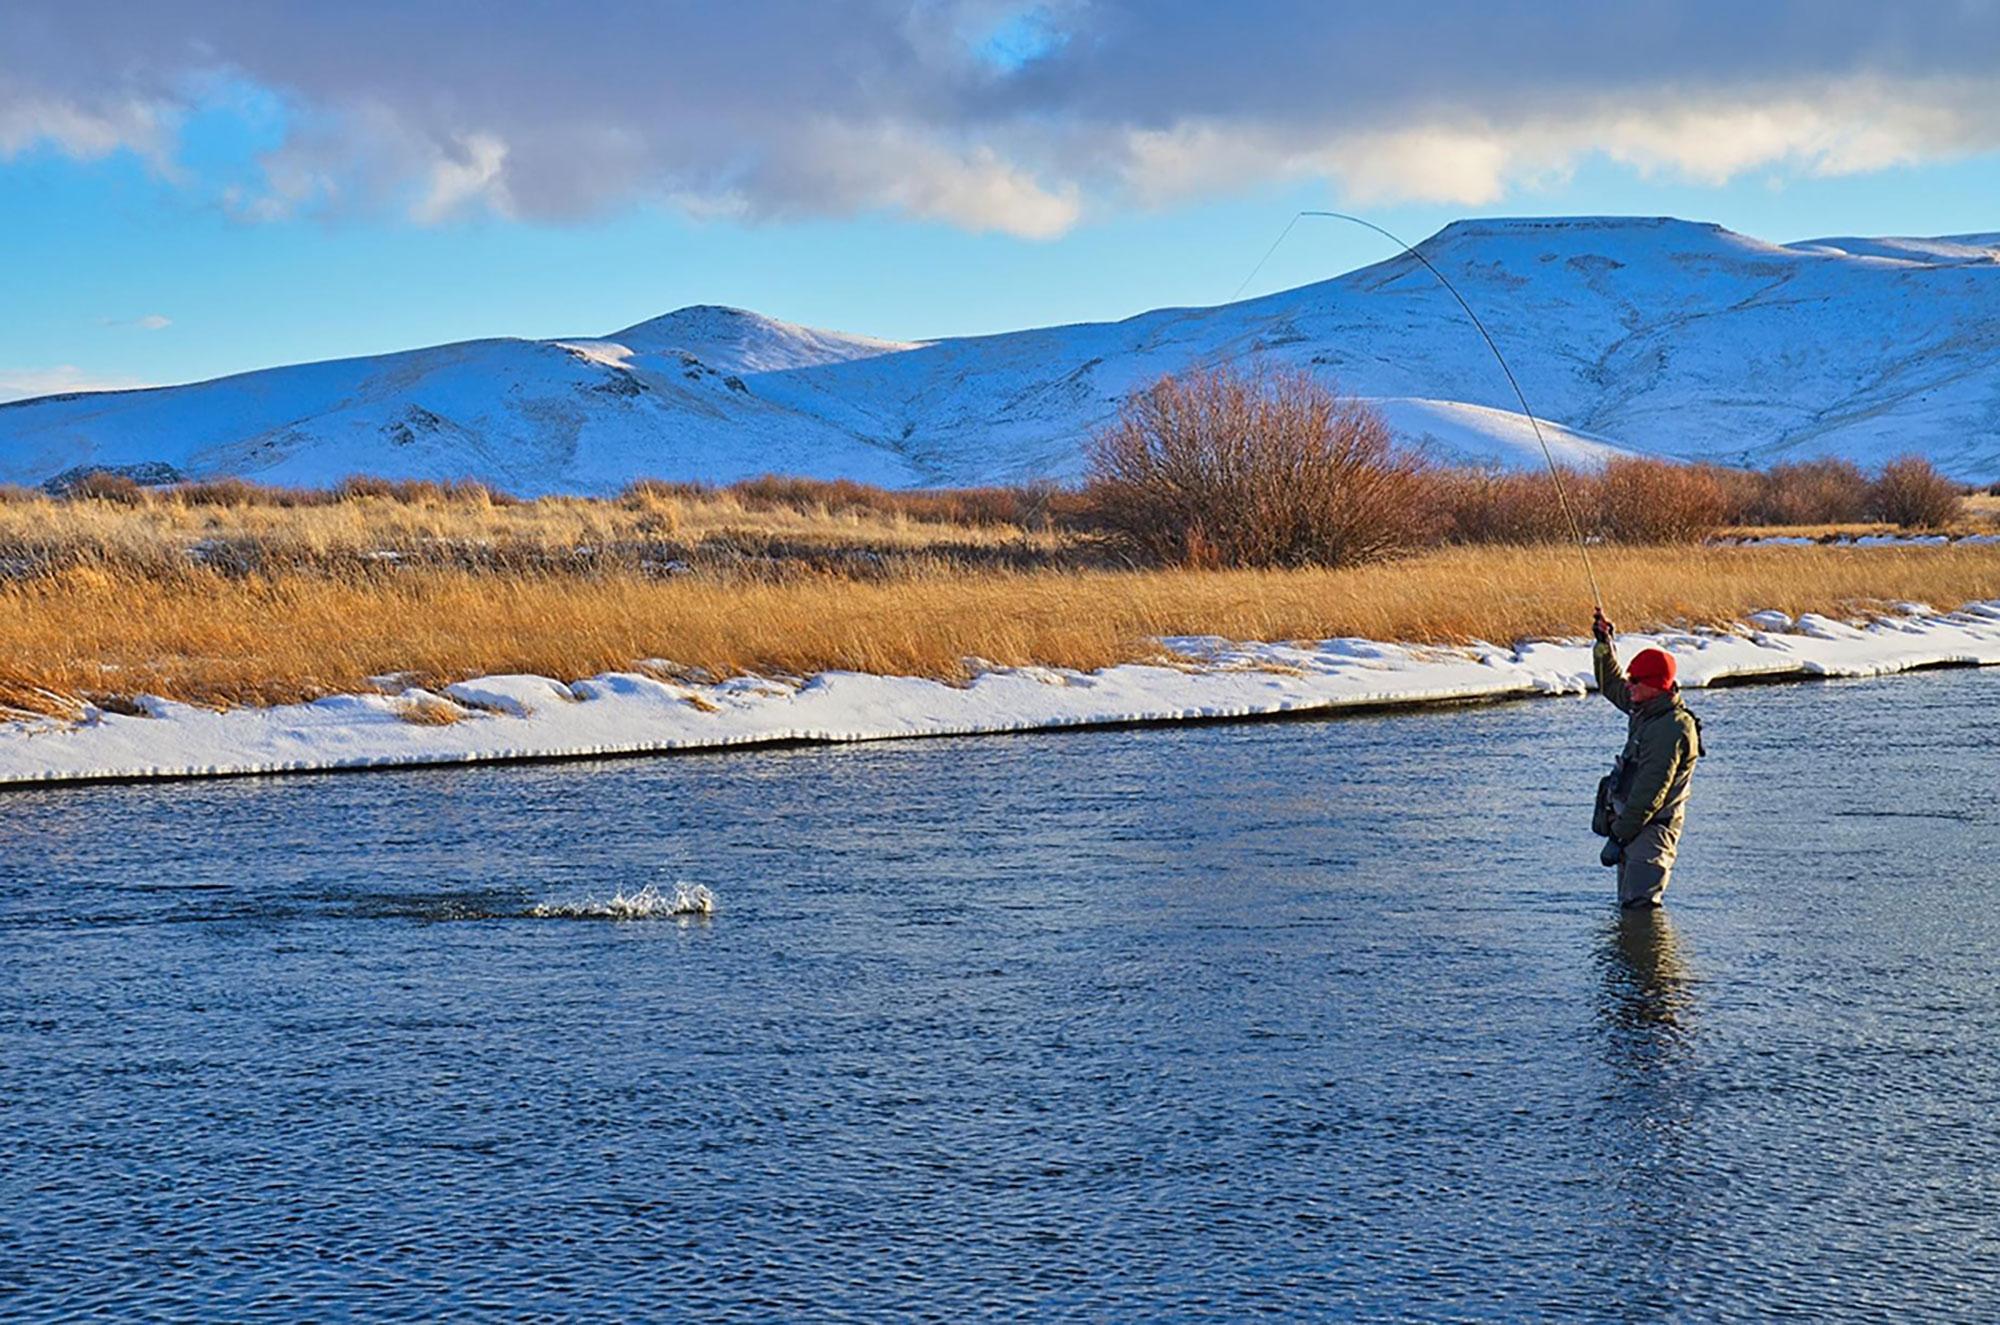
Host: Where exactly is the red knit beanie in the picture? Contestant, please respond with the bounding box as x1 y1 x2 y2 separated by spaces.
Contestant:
1628 648 1676 689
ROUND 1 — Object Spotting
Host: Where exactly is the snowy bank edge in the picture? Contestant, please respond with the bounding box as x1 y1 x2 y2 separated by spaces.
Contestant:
4 603 1998 788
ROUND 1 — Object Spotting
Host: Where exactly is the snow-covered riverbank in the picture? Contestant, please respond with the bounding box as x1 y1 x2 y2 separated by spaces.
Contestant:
4 602 1998 786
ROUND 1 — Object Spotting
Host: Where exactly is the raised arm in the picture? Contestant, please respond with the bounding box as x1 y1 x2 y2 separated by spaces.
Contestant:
1592 610 1632 714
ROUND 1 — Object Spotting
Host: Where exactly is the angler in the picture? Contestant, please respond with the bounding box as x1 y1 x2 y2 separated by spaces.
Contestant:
1246 213 1697 906
1591 610 1704 908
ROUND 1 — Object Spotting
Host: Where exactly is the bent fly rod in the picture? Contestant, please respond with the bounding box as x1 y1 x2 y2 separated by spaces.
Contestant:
1236 211 1605 612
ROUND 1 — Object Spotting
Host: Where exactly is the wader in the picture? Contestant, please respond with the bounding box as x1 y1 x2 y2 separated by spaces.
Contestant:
1617 803 1683 908
1594 642 1702 908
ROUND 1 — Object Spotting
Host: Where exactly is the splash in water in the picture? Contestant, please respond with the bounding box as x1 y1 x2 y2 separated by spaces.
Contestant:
529 881 715 920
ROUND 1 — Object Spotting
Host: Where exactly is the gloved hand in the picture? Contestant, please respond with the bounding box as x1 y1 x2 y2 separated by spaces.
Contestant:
1592 608 1614 644
1600 837 1624 868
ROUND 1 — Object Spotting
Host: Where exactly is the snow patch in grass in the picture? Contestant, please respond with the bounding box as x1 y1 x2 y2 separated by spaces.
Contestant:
444 675 576 717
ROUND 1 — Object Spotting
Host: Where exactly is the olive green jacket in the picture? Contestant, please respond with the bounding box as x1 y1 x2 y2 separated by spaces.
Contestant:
1595 641 1702 843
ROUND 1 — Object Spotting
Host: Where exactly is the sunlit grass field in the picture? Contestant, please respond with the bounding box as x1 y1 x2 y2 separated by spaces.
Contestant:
4 482 1996 718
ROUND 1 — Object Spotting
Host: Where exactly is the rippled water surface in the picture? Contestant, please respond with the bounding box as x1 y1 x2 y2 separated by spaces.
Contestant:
5 669 1999 1320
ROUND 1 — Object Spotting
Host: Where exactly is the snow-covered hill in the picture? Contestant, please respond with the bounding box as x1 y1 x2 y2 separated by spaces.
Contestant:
4 216 1996 492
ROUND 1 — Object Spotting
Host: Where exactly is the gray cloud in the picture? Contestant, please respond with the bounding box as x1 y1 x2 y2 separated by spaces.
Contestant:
3 1 1997 234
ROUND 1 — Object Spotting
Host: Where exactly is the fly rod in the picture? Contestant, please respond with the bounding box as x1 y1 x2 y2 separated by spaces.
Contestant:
1235 211 1605 612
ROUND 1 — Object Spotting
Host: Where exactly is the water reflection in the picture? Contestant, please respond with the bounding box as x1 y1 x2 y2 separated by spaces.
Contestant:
1592 908 1704 1299
1599 908 1698 1064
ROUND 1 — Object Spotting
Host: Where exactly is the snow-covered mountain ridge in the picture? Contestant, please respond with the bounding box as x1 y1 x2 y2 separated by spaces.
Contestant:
4 215 1995 492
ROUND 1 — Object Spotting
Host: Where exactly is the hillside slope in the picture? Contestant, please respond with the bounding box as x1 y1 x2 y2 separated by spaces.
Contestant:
3 216 1995 492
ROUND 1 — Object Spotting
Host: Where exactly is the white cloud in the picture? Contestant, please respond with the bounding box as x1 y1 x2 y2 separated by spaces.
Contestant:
0 365 153 402
0 91 176 169
410 132 513 225
1586 81 1991 184
100 314 173 330
767 122 1081 238
1105 76 2000 210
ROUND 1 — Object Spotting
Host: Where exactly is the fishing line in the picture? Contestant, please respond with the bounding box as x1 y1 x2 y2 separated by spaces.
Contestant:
1237 211 1605 612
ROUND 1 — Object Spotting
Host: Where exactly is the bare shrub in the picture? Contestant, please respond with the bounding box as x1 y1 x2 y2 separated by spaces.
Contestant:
891 486 1040 528
65 471 148 505
1752 459 1871 525
621 478 710 508
170 477 264 508
1986 479 2000 498
122 478 339 509
445 478 519 506
731 474 865 514
1591 458 1731 543
0 484 40 504
1703 465 1765 526
331 474 514 506
1867 455 1963 529
1434 468 1587 545
1010 482 1093 533
335 474 404 502
720 474 1061 531
266 484 338 508
1085 366 1436 568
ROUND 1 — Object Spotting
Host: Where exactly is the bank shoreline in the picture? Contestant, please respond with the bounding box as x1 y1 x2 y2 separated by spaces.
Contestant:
5 601 1997 789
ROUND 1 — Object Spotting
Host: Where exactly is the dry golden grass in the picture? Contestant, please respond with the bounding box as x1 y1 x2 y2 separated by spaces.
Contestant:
395 696 467 726
0 486 1063 566
4 544 1997 716
1727 523 1901 540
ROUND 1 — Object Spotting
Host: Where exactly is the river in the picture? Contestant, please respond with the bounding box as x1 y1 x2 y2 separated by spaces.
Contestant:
4 667 1997 1319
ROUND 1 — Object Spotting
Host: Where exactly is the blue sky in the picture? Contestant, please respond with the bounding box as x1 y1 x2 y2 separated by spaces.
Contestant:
4 1 1997 400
